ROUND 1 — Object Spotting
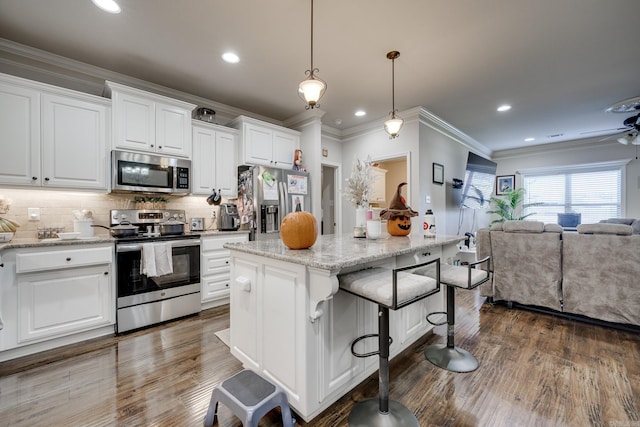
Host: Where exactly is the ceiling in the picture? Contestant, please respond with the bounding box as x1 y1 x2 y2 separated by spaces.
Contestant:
1 0 640 153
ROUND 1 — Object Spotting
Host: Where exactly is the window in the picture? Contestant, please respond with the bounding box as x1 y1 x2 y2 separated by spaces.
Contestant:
520 161 628 225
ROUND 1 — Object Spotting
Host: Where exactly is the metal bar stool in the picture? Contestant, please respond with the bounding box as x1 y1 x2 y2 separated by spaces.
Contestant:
414 256 491 373
338 259 441 427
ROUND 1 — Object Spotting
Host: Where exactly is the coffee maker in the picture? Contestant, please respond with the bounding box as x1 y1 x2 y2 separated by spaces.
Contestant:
219 203 240 231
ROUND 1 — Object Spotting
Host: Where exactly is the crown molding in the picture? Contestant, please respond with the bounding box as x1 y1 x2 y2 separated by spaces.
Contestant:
0 38 279 125
491 135 620 160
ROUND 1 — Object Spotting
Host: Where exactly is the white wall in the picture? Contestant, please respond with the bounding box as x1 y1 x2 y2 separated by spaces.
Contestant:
493 138 640 218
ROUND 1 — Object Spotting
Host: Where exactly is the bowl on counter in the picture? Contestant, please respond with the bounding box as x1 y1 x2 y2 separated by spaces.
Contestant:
58 232 81 240
0 232 14 242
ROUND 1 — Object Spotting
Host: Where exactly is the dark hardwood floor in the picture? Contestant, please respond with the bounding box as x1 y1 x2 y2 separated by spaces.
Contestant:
1 290 639 427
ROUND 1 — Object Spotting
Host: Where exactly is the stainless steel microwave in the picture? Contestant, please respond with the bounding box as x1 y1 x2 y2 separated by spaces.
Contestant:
111 150 191 194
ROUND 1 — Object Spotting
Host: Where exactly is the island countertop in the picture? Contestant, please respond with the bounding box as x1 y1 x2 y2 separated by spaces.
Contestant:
224 233 463 270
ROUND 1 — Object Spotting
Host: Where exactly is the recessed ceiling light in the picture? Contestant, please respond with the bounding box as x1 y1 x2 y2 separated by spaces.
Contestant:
91 0 121 13
524 137 535 142
497 105 512 112
355 110 366 117
222 52 240 64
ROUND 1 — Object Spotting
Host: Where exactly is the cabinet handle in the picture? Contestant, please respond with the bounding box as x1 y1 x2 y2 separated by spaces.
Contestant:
422 252 431 257
225 283 229 288
44 177 50 181
104 271 109 275
32 176 37 181
0 263 4 268
225 260 229 264
66 257 71 261
150 144 154 148
158 146 162 149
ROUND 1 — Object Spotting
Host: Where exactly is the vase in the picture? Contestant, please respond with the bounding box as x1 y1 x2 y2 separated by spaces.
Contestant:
354 206 367 238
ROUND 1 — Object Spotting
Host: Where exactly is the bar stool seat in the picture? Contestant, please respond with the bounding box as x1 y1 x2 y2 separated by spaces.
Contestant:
338 259 440 427
414 256 491 373
203 369 294 427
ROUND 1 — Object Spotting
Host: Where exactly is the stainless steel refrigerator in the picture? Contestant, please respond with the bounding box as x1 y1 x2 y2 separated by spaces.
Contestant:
237 165 311 240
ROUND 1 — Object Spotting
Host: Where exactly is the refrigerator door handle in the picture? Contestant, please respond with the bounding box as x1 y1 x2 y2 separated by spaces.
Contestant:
279 180 288 217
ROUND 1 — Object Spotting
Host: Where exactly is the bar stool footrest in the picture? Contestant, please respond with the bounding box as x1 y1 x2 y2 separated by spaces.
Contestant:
426 311 447 326
351 334 393 358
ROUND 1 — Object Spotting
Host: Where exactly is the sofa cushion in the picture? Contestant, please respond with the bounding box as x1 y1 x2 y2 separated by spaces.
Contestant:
543 223 563 233
600 218 635 225
632 220 640 235
502 220 545 233
577 223 632 236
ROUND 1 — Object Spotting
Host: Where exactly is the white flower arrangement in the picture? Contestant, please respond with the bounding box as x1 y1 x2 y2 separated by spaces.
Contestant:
342 156 374 208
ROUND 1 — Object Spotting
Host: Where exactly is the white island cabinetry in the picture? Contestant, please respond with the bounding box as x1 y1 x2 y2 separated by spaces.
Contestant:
226 234 460 422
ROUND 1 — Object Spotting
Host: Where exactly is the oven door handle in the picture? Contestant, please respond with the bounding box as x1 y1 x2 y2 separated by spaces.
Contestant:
116 240 201 253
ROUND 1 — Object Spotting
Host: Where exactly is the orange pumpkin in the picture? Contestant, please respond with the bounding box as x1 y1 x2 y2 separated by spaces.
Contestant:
387 215 412 236
280 211 318 249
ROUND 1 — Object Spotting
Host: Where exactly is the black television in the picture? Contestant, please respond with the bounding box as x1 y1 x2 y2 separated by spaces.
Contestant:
460 152 497 209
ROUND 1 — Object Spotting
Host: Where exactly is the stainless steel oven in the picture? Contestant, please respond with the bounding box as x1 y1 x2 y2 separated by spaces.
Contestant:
112 209 201 333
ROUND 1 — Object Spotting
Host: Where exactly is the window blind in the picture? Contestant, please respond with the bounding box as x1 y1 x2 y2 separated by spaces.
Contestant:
520 162 624 225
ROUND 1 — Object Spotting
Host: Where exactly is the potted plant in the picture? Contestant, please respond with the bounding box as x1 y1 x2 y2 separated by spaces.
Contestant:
487 187 541 224
0 195 19 241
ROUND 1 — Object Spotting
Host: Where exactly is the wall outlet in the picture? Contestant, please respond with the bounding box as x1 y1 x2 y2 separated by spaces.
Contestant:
425 195 431 204
28 207 41 221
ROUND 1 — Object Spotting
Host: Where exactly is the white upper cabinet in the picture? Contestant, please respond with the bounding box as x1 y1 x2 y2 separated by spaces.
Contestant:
105 81 196 158
192 122 238 196
230 116 300 169
0 73 109 190
370 167 388 204
41 93 108 189
0 79 40 186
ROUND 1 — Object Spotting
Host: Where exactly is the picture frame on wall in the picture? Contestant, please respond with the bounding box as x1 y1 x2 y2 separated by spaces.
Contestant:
496 175 515 195
432 163 444 185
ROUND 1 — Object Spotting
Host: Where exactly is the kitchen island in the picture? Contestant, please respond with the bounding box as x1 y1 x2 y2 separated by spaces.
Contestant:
224 233 463 422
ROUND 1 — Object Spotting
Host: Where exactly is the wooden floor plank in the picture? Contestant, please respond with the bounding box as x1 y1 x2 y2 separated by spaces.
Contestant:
1 291 639 426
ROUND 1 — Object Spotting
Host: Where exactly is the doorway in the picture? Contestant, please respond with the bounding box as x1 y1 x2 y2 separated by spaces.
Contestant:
321 164 339 235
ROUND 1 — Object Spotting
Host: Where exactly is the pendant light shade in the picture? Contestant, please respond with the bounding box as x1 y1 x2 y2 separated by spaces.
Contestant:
299 0 326 109
384 51 403 138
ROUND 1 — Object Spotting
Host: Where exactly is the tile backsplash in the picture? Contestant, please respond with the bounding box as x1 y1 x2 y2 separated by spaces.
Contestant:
0 189 230 238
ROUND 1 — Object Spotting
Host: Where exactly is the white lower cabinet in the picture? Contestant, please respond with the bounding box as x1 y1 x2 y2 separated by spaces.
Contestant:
201 233 248 309
0 244 115 361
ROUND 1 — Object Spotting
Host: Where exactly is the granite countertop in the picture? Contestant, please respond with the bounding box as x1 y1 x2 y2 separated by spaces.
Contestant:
224 233 463 270
0 235 115 251
0 229 250 252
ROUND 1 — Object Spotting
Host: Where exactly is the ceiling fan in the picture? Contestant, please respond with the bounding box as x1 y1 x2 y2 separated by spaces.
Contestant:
599 96 640 145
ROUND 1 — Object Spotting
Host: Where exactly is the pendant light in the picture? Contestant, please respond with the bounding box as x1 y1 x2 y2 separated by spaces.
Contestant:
298 0 326 109
384 51 403 138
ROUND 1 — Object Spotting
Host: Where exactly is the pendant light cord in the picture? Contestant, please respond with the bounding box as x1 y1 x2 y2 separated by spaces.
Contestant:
310 0 315 72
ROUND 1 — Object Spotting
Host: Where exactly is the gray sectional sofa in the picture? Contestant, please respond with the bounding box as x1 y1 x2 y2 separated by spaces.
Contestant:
477 220 640 329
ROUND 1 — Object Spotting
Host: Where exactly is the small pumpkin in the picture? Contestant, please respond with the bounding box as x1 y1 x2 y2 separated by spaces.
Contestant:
280 211 318 249
387 215 412 236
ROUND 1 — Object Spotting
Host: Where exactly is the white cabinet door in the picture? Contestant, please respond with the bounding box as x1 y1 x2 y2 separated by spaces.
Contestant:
230 255 261 369
272 130 296 169
0 82 40 186
244 124 273 166
192 125 216 194
216 130 237 196
17 264 114 344
192 124 237 196
41 93 108 190
156 101 192 158
370 167 387 204
113 91 155 152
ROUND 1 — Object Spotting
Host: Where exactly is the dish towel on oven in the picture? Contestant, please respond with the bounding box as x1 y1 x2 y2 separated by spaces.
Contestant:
141 242 174 277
